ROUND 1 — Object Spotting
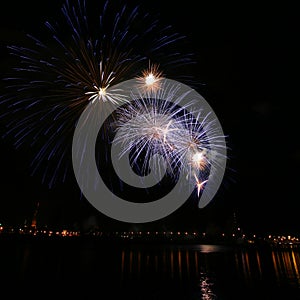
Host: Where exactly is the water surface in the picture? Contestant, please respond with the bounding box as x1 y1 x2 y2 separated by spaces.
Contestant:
1 238 299 299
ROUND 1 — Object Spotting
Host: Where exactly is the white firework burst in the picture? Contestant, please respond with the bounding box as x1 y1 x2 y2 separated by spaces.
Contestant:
113 79 226 197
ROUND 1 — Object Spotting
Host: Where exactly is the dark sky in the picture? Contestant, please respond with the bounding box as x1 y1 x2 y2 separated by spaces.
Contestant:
0 0 299 234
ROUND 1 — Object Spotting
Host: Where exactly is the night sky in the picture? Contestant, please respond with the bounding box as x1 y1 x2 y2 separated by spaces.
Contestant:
0 0 299 234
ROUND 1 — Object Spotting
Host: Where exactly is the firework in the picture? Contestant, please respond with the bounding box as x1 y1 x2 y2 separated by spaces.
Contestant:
1 0 194 187
114 78 226 199
136 62 164 93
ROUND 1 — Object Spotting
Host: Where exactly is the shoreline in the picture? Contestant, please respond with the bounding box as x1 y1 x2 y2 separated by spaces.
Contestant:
1 232 299 250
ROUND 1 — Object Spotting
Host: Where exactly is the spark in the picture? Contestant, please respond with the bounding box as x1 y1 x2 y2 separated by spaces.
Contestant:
85 85 108 103
137 63 164 92
191 151 207 170
194 175 208 198
145 73 157 86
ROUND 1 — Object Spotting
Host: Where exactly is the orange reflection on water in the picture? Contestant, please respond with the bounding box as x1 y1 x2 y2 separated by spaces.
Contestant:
291 250 300 285
118 245 300 289
271 247 300 286
178 250 182 280
195 251 199 275
129 250 133 274
186 250 190 279
272 251 280 283
239 251 251 284
170 250 174 278
283 251 294 278
256 251 262 279
120 249 125 283
245 251 251 277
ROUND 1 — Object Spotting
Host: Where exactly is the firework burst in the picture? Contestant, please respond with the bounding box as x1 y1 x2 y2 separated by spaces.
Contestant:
1 0 194 187
136 62 164 93
114 79 226 199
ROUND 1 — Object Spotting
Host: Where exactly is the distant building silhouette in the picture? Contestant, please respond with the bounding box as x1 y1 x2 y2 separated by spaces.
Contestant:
233 212 238 233
31 201 40 229
224 211 243 237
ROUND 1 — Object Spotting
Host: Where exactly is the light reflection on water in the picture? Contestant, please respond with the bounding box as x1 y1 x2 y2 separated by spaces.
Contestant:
1 241 300 299
119 244 300 299
119 245 220 299
271 248 300 286
199 272 217 300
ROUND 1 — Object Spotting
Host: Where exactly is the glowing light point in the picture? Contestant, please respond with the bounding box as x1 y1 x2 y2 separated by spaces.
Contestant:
194 175 208 198
85 85 108 103
98 88 106 97
137 63 163 92
192 152 204 163
145 73 157 86
191 151 207 170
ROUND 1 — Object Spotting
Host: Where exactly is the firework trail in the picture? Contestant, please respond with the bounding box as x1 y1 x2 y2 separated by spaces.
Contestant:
1 0 194 188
